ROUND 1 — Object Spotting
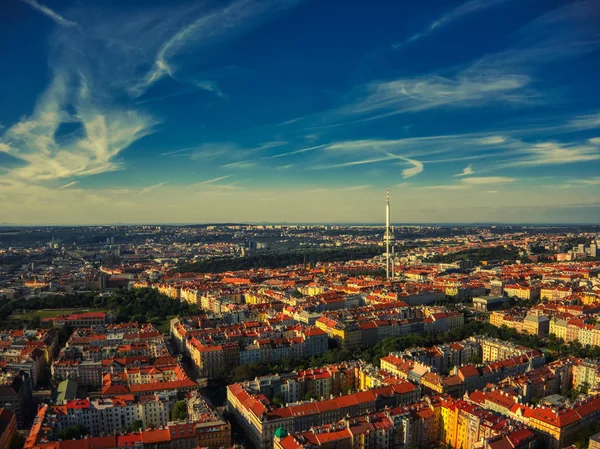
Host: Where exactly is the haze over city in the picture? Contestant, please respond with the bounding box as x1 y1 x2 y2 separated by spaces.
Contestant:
1 0 599 223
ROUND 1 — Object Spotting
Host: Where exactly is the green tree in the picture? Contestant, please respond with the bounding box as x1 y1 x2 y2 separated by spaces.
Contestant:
171 400 188 421
272 394 284 407
127 420 144 432
468 353 483 364
57 425 88 440
29 315 42 329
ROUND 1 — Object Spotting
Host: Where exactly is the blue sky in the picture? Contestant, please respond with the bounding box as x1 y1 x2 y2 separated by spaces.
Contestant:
1 0 599 224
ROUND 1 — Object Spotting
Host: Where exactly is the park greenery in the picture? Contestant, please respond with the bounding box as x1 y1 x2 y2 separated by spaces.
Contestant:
2 288 200 332
171 400 188 421
56 425 88 440
127 420 144 433
426 246 520 264
176 246 384 273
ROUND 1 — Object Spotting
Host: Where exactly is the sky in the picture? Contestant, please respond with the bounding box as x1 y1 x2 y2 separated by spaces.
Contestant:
0 0 599 225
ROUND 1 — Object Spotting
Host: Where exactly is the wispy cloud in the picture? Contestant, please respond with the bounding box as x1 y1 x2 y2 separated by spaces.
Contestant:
478 136 506 144
567 114 600 131
59 181 78 189
0 3 165 188
264 144 328 159
560 177 600 188
402 162 424 178
390 155 424 179
494 142 600 169
188 175 233 187
184 141 287 162
339 185 370 191
424 176 515 190
137 181 168 196
1 71 158 182
571 177 600 185
325 2 599 125
130 0 303 98
394 0 506 48
423 184 470 191
335 73 532 121
21 0 79 28
455 165 475 177
461 176 515 184
161 147 197 157
221 161 257 169
313 156 394 170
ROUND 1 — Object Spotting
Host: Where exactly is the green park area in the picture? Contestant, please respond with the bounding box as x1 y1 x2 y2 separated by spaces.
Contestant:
10 308 109 321
1 288 197 334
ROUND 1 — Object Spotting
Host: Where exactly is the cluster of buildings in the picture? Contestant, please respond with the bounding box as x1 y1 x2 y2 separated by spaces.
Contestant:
227 375 420 449
228 342 600 449
226 356 543 449
24 404 230 449
0 328 58 387
0 367 32 430
171 318 328 378
4 227 600 449
274 396 537 449
490 300 600 347
21 322 232 449
51 323 170 386
315 303 464 349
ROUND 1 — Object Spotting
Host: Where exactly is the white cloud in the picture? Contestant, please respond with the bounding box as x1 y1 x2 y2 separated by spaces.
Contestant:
461 176 515 184
221 161 257 169
455 165 475 177
264 144 328 159
394 0 507 47
338 185 370 191
0 5 165 187
423 184 470 191
21 0 79 28
188 175 233 187
399 157 424 179
313 156 394 170
565 114 600 130
424 176 514 190
1 71 157 182
131 0 303 98
568 177 600 186
59 181 78 189
138 181 168 196
336 73 531 120
497 142 600 168
589 138 600 145
478 136 506 144
329 2 599 125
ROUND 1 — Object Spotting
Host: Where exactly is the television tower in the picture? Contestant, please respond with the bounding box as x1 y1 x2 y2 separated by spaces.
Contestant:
384 189 395 279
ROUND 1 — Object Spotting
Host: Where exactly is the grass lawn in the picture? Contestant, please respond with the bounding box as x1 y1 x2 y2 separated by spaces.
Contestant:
10 308 109 320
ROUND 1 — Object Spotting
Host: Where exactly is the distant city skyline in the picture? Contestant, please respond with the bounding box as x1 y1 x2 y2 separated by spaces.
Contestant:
1 0 599 224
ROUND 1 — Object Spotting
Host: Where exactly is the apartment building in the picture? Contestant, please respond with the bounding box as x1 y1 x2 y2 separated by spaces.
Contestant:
227 381 420 449
49 392 175 434
25 405 206 449
0 368 32 429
